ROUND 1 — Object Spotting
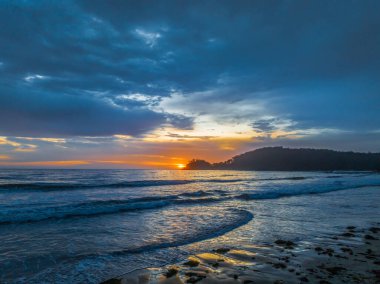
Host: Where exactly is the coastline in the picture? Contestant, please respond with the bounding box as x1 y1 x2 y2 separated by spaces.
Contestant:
2 172 380 283
102 225 380 284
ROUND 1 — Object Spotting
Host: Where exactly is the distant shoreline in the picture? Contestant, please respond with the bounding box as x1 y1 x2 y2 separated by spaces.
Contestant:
185 147 380 171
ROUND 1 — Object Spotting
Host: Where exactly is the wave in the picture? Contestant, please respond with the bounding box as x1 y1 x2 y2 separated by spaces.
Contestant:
0 176 310 192
237 183 380 200
109 209 253 255
179 190 213 197
2 178 379 225
0 179 233 191
22 208 253 282
0 180 194 191
0 193 224 225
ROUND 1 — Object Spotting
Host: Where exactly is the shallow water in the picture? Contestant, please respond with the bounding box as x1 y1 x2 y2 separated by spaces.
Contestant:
0 169 379 283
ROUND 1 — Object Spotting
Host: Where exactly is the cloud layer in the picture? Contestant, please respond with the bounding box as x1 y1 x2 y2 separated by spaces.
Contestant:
0 0 379 166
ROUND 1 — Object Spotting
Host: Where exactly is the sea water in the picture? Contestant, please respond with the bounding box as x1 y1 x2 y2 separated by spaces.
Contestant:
0 169 379 283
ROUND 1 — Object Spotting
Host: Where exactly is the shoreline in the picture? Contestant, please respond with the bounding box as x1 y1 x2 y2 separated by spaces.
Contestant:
102 225 380 284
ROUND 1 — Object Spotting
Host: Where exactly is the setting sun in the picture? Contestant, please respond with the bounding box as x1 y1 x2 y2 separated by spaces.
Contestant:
176 164 186 169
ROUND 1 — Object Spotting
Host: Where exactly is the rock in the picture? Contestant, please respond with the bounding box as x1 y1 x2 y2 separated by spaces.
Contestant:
369 227 380 234
341 232 355 237
315 247 324 252
186 276 204 283
185 271 205 278
211 262 219 268
100 279 123 284
364 234 378 240
274 240 296 248
165 267 179 278
346 226 356 230
325 266 346 275
340 247 353 255
324 248 334 256
372 270 380 279
215 248 230 254
273 262 287 269
183 259 200 267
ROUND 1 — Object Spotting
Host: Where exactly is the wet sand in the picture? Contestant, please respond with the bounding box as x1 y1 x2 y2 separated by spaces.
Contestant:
102 225 380 284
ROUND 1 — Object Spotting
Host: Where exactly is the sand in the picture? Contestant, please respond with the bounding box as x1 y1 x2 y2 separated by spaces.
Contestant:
102 225 380 284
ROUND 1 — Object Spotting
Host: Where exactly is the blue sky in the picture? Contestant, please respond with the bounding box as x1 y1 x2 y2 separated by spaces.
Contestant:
0 0 379 168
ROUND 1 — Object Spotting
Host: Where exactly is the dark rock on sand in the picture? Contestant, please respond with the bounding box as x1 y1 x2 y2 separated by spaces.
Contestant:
324 248 334 256
211 262 219 268
100 279 122 284
325 266 346 275
186 276 204 283
214 248 230 254
273 262 287 269
183 259 200 267
369 227 380 234
315 247 324 252
372 270 380 279
274 240 296 249
185 271 206 280
340 247 353 255
364 234 378 240
165 267 179 278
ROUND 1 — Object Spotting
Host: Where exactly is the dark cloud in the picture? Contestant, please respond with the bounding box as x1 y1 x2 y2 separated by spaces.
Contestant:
251 118 279 133
0 84 168 137
0 0 379 145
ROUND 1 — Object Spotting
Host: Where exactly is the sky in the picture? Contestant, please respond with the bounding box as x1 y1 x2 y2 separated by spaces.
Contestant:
0 0 379 169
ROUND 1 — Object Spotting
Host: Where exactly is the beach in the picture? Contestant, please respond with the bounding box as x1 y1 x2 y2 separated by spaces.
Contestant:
104 226 380 284
101 184 380 284
0 170 379 283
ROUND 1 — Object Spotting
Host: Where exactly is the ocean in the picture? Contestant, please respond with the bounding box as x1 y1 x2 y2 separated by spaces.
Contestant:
0 169 379 283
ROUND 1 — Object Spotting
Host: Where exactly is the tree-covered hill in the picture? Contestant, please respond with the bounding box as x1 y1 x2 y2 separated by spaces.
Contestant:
185 147 380 171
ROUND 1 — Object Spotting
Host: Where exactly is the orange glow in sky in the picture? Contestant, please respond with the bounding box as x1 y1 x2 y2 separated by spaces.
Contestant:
0 134 262 169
